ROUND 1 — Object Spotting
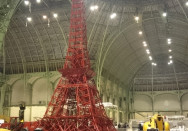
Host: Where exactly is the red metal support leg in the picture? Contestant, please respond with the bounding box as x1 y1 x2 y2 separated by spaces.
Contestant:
38 0 116 130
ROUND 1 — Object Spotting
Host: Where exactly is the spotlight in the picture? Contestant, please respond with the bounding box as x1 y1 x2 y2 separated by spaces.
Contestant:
27 17 32 22
24 0 30 6
149 56 152 61
90 5 98 11
43 15 47 19
152 63 157 66
143 41 147 47
168 49 172 52
139 31 143 35
167 38 171 42
162 12 167 17
36 0 41 3
90 6 95 11
168 41 171 45
169 56 172 59
146 49 150 54
186 1 188 6
134 16 139 21
143 43 147 47
94 5 98 10
53 13 58 18
146 49 150 52
110 13 117 19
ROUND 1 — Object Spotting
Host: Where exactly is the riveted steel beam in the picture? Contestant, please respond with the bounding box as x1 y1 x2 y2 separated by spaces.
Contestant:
0 0 21 115
0 0 21 56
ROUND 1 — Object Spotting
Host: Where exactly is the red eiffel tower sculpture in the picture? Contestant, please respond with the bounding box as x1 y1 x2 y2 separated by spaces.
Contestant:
39 0 116 130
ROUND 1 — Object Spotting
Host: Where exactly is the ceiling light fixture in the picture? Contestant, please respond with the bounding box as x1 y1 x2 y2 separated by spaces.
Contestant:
149 56 152 61
134 16 139 23
167 38 171 42
24 0 30 6
53 13 58 18
169 56 172 59
135 16 139 21
110 13 117 19
146 51 150 54
168 60 173 65
90 5 98 11
168 49 172 52
168 41 171 45
139 31 143 35
36 0 41 3
27 17 32 22
152 63 157 66
143 43 147 47
43 15 47 19
143 41 147 47
186 1 188 6
146 49 150 54
162 12 167 17
90 6 95 11
94 5 98 10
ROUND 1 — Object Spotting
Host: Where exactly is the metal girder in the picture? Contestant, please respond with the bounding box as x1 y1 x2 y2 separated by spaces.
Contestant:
0 0 21 56
0 0 21 115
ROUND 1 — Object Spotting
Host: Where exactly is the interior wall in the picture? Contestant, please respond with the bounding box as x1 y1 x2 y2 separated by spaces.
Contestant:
31 106 46 121
182 93 188 110
9 106 46 122
32 78 48 105
133 93 181 112
0 72 127 123
154 94 180 111
134 95 152 111
135 112 153 120
132 92 188 120
53 78 61 90
32 77 54 105
11 80 24 105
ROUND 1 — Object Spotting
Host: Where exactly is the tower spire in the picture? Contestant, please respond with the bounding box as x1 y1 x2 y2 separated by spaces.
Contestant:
39 0 116 130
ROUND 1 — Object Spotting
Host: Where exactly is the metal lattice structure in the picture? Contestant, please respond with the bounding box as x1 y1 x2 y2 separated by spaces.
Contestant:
38 0 116 130
133 60 188 91
1 0 188 87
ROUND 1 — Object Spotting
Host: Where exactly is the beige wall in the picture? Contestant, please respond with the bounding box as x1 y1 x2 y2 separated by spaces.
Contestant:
11 80 24 105
134 95 152 111
9 106 46 122
182 93 188 110
0 72 127 123
132 91 188 120
32 78 48 105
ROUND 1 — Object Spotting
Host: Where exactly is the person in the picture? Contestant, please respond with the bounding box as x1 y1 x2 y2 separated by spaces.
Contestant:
118 123 121 128
123 122 127 128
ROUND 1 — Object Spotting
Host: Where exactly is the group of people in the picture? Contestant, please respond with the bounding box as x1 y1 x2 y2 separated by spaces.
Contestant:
114 122 128 128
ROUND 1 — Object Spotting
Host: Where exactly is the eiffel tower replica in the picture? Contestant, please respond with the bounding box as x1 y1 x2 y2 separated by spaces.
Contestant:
39 0 116 130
